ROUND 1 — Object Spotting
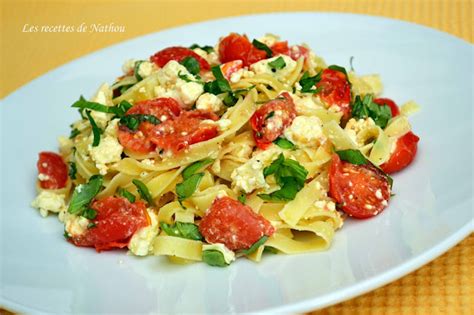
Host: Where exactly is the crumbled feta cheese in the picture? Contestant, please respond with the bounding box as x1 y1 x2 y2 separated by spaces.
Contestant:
250 55 297 82
122 59 135 74
256 33 280 47
196 93 223 112
89 132 124 175
202 243 235 264
192 48 219 66
314 200 336 211
64 214 90 237
90 83 114 128
156 60 188 85
283 116 324 147
128 209 159 256
31 191 67 217
177 81 203 106
231 147 282 193
137 61 154 78
229 69 244 83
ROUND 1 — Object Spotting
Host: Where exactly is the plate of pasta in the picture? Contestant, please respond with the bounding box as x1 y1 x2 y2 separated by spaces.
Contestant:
1 13 472 314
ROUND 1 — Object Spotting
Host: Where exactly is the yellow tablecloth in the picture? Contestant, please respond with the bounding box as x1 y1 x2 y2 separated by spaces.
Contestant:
1 0 472 313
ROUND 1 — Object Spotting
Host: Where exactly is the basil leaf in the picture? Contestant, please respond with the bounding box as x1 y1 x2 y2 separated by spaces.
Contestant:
68 162 77 180
182 158 214 180
268 56 286 70
85 110 101 147
189 44 214 53
180 56 201 75
176 173 204 201
223 86 255 107
117 188 136 203
263 153 284 177
258 178 300 202
64 230 71 240
133 60 146 81
240 236 268 256
299 71 322 94
115 100 133 116
349 56 355 72
211 65 231 93
252 39 273 58
82 208 97 220
119 114 161 131
351 94 392 129
159 222 202 240
87 222 97 229
202 250 228 267
328 64 348 77
68 175 103 215
336 149 368 165
263 246 278 254
238 192 246 204
132 179 155 206
273 137 295 150
69 128 80 139
71 96 132 117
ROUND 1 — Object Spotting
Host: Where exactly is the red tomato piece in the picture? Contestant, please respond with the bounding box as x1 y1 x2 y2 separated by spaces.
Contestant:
271 41 290 55
199 196 275 251
37 152 68 189
289 45 309 61
373 98 400 117
118 97 182 153
150 46 210 71
316 69 351 121
380 131 420 174
250 92 297 149
218 33 267 67
329 154 391 219
70 197 149 252
220 60 243 80
149 110 219 154
271 41 309 61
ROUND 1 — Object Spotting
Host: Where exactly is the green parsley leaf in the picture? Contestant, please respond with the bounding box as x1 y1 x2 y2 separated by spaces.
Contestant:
119 114 160 131
117 188 136 203
259 153 308 202
352 94 392 129
273 137 295 150
239 236 268 256
336 149 368 165
268 56 286 70
69 128 80 139
299 71 323 94
68 162 77 180
85 110 102 147
133 60 146 81
132 179 155 206
176 173 204 202
82 208 97 220
182 158 214 180
159 222 202 240
189 44 214 53
238 192 246 204
68 175 103 215
180 56 201 75
202 249 228 267
252 39 273 58
328 64 348 77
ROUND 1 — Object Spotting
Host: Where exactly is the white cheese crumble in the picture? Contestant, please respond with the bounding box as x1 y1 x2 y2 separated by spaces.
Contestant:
231 146 282 193
250 55 297 82
137 61 154 78
256 33 280 47
196 93 223 112
192 47 219 66
122 59 135 74
283 115 325 147
31 191 66 217
90 83 114 129
64 214 90 237
202 243 235 264
128 209 159 256
88 119 123 175
313 200 336 211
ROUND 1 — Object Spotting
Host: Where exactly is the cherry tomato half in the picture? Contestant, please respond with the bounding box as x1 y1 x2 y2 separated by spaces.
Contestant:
316 69 351 121
150 46 210 71
37 152 68 189
218 33 267 67
380 131 419 174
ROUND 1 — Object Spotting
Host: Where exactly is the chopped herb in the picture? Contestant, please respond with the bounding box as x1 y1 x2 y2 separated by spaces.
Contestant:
273 137 295 150
178 71 203 84
82 208 97 220
204 65 232 95
268 56 286 70
265 111 275 120
352 94 392 129
85 110 102 147
68 162 77 180
69 128 80 139
238 192 247 204
202 250 228 267
258 153 308 202
160 222 202 240
71 96 132 117
64 230 71 240
176 173 204 202
239 236 268 256
336 149 368 165
180 56 201 75
87 222 97 229
263 246 278 254
189 44 214 53
299 71 323 94
119 114 160 131
117 188 136 203
252 39 273 58
349 56 355 72
68 175 103 215
222 86 255 107
133 60 146 81
132 179 155 206
328 64 348 77
182 159 214 180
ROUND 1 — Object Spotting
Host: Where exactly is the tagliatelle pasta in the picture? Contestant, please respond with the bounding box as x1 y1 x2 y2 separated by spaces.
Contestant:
31 33 420 267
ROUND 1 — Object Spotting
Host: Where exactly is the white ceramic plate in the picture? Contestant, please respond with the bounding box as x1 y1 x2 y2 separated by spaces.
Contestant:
1 13 472 314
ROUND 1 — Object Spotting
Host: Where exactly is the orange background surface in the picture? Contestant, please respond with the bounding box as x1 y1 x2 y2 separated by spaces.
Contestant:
1 0 472 314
